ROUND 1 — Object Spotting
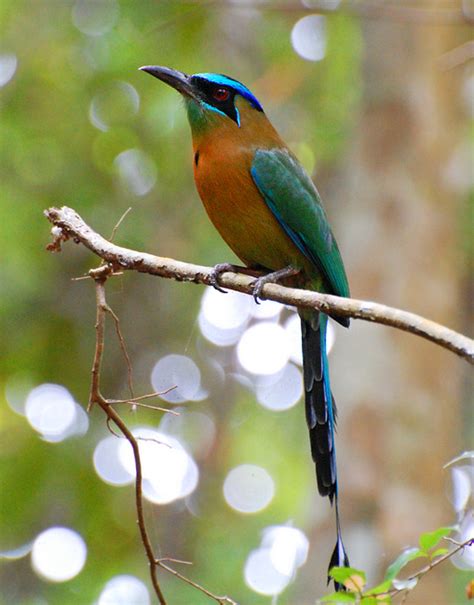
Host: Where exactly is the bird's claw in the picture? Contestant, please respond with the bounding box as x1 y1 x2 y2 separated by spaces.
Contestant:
209 263 236 293
251 277 266 304
251 265 299 304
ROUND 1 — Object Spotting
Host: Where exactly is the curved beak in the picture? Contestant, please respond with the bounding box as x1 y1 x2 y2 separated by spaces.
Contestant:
139 65 196 99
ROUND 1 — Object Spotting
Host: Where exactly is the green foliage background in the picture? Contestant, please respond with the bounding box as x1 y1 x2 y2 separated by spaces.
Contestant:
0 2 471 604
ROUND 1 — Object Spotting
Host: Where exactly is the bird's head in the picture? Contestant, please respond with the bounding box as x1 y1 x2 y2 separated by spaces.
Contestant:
140 66 267 136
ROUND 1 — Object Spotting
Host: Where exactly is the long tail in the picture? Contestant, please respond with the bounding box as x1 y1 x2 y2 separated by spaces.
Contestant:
301 312 349 589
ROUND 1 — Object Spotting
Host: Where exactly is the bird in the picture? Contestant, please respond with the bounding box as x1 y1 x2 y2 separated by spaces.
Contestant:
140 66 351 587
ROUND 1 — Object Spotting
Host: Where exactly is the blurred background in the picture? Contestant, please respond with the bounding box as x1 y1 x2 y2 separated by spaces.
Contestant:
0 1 472 604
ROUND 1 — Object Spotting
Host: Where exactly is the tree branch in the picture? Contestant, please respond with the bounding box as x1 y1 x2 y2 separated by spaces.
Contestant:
45 206 474 364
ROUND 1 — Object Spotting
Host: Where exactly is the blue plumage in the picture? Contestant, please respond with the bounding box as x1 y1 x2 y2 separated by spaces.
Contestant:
192 73 264 111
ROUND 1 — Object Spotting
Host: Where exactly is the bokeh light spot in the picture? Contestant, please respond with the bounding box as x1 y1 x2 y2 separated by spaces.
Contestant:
72 0 119 36
256 363 303 411
25 384 77 441
31 527 86 582
151 354 201 403
199 313 244 347
250 299 282 320
264 526 309 576
244 548 291 596
119 428 199 504
114 148 156 196
201 288 252 330
0 53 17 87
0 542 32 561
223 464 275 513
199 288 252 346
291 15 327 62
98 574 150 605
451 466 473 513
284 313 303 365
326 319 336 354
451 513 474 570
93 435 134 486
237 322 290 375
160 410 216 457
244 524 309 595
89 81 140 132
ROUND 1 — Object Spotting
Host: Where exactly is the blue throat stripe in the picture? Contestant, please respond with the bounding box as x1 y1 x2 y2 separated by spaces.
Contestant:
194 72 263 112
201 100 241 127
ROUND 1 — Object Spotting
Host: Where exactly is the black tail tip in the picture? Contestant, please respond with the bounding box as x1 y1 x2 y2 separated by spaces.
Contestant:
327 537 350 591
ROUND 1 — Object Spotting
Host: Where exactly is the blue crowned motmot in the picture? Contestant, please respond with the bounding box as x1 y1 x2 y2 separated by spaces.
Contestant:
140 66 351 586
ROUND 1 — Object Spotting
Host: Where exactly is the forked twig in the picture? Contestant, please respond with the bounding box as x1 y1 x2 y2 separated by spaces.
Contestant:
388 537 474 600
88 269 167 604
87 266 237 605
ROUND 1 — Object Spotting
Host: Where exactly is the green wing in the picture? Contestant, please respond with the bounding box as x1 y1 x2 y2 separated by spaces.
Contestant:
250 148 350 299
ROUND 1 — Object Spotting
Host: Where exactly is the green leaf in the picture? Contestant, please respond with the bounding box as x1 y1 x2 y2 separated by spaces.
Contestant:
360 597 380 605
329 566 367 586
384 547 426 581
321 592 357 602
431 547 449 558
419 527 452 553
364 579 392 595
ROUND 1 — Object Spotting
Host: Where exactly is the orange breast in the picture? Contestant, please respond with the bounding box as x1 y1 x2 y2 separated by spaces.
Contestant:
192 112 311 274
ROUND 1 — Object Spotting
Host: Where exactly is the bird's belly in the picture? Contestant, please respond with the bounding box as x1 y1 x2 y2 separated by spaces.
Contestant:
194 158 307 272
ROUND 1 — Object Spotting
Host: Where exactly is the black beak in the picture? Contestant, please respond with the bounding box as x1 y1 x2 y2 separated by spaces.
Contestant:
139 65 196 99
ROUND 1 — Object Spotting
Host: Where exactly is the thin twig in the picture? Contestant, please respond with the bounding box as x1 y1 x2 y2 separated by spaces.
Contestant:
401 537 474 588
106 417 123 439
156 557 193 566
87 270 238 604
104 404 169 604
443 536 467 547
89 276 168 604
108 400 180 415
156 560 239 605
107 302 134 399
110 207 132 242
45 206 474 363
368 537 474 601
107 387 178 404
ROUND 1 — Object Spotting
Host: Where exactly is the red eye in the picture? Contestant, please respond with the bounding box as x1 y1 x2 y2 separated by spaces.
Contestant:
213 87 230 102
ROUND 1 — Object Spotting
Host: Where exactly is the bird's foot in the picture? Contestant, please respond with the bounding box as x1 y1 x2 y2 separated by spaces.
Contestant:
251 265 300 304
209 263 243 293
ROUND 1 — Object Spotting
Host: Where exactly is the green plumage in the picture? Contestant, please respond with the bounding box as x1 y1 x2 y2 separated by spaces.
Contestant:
251 149 350 304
